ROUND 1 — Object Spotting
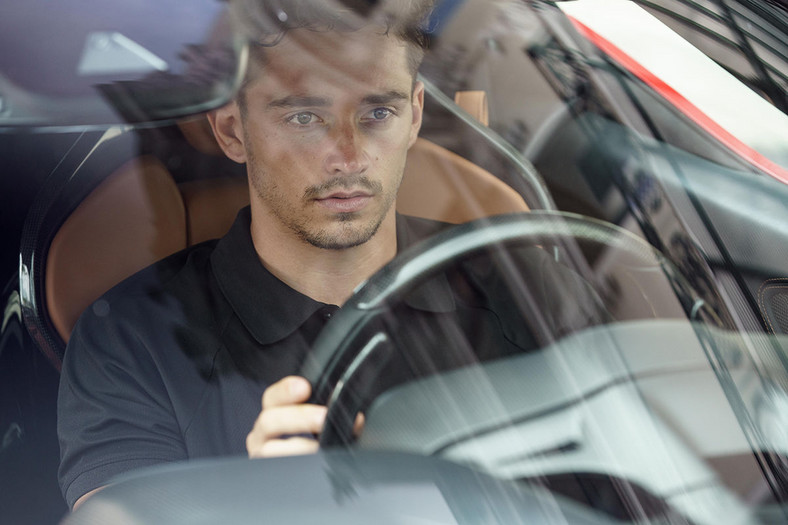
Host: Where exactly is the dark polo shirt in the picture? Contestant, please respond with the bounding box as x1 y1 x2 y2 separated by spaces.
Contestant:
57 207 605 508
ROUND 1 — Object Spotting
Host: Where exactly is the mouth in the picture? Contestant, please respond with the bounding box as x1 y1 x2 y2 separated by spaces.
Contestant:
314 190 373 213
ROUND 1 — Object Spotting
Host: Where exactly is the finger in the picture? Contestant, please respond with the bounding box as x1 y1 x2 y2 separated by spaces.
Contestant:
249 436 320 459
262 376 312 409
254 404 327 441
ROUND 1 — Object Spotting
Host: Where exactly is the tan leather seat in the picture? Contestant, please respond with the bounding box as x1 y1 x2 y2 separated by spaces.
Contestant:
399 139 527 223
45 157 188 342
45 92 529 344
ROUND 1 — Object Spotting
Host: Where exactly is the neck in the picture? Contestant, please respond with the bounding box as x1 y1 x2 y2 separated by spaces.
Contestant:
248 206 397 306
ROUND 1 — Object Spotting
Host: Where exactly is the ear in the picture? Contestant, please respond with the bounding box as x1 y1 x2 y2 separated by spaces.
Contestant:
206 102 248 164
407 81 425 149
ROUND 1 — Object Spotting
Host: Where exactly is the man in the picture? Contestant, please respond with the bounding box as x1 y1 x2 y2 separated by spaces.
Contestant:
58 0 434 510
58 0 604 511
206 1 431 459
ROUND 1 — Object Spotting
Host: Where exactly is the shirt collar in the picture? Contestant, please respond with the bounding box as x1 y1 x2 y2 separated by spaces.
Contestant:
212 207 455 345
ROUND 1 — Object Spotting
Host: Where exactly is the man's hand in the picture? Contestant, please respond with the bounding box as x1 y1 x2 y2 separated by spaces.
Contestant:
246 376 326 458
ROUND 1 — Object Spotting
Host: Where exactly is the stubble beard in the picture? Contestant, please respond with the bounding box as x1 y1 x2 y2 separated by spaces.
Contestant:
247 154 398 251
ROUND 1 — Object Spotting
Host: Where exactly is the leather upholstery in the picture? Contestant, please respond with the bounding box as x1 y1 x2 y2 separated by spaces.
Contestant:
454 91 489 126
179 178 251 245
399 139 527 223
46 157 187 341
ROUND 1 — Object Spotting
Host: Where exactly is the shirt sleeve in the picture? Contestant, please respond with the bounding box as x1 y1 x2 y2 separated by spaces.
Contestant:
57 301 188 509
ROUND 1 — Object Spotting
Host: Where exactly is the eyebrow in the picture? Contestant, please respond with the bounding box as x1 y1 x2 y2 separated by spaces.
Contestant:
267 95 331 109
362 91 411 105
267 90 410 110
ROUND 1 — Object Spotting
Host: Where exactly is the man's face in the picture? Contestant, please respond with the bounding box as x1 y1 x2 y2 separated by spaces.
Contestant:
237 27 424 250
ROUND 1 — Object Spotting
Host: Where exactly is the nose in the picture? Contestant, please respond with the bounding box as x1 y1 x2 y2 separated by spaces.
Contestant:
323 120 368 175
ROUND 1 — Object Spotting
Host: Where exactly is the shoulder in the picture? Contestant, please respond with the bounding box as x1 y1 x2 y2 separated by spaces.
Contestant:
396 214 455 248
94 238 222 318
105 239 219 303
67 239 226 364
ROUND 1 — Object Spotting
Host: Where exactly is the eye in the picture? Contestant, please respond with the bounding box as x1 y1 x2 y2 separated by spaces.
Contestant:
372 108 392 120
362 107 394 123
286 112 320 126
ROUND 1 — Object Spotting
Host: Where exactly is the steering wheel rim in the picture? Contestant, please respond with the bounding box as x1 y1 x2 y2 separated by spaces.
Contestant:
299 211 698 446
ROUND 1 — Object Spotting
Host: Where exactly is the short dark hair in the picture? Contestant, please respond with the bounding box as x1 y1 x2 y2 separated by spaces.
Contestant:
233 0 433 112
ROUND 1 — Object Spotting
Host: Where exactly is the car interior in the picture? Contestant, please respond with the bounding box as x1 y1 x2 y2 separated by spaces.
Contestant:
19 87 533 371
3 0 787 523
6 80 532 523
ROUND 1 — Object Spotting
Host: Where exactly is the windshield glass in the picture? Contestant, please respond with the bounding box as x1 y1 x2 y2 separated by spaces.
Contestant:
303 211 787 523
1 0 787 524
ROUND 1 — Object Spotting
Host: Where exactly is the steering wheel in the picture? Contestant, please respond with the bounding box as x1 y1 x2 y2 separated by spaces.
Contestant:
299 211 695 446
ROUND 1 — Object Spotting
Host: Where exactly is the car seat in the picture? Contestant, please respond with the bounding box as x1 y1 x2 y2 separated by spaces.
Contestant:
19 90 531 370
